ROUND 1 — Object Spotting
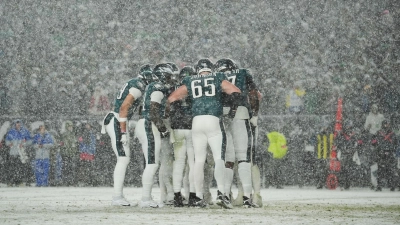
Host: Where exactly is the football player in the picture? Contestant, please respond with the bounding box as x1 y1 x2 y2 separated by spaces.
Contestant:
169 66 196 207
215 58 261 208
168 58 241 209
134 63 175 208
157 62 179 206
101 64 156 206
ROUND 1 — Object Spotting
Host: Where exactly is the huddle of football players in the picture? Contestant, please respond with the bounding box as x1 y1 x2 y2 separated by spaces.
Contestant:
102 58 262 209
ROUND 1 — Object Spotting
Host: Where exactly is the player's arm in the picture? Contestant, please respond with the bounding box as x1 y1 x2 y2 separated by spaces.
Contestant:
222 80 242 117
168 85 188 103
149 91 167 132
119 87 142 132
249 89 260 117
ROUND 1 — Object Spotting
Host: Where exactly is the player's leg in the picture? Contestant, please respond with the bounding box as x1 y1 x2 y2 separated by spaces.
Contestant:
223 121 235 201
251 125 262 207
191 116 209 206
137 119 161 207
172 129 187 207
105 114 131 206
185 130 198 206
232 119 253 207
159 137 174 206
207 116 232 209
203 147 215 205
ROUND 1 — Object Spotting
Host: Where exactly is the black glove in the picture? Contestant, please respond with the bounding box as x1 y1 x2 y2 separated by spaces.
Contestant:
228 107 237 118
159 127 170 138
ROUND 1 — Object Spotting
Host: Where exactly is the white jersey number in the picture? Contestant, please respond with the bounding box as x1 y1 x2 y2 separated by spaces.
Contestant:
191 78 216 98
228 75 236 85
117 83 128 99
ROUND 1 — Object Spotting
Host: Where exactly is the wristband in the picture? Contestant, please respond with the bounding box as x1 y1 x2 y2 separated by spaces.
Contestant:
119 117 127 122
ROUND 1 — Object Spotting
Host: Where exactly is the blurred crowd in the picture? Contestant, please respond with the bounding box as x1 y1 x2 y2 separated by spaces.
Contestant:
0 0 399 189
0 0 399 118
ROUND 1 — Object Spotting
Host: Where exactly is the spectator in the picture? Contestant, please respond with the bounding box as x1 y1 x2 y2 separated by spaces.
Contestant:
32 124 54 187
364 104 385 136
361 84 372 114
373 120 397 191
5 119 32 186
45 121 62 186
286 82 305 115
77 122 97 186
60 121 79 186
336 120 357 190
266 131 288 189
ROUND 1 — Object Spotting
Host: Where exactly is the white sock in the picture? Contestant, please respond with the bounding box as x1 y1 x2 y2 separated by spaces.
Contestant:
142 164 159 201
224 168 234 196
113 156 129 197
238 162 252 197
214 159 225 194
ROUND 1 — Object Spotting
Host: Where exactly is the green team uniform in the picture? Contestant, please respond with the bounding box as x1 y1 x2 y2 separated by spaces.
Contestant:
114 78 147 119
222 68 256 117
141 81 171 120
182 72 228 118
102 77 147 158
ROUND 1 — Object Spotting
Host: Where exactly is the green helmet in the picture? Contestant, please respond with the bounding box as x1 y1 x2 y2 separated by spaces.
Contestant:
138 64 157 84
195 58 214 74
215 58 238 72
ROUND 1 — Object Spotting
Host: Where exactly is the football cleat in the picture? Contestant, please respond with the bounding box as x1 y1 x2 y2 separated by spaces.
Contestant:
112 196 132 206
174 192 184 207
140 200 159 208
192 198 208 208
215 190 233 209
243 196 259 208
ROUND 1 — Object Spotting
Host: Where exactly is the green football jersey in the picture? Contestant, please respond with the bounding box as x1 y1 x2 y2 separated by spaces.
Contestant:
141 81 171 120
182 72 227 117
222 68 256 111
114 78 147 119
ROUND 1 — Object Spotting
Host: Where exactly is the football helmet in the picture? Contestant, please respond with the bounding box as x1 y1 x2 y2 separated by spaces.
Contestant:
214 58 238 72
178 66 195 83
195 58 214 74
153 63 175 86
138 64 157 84
167 62 180 83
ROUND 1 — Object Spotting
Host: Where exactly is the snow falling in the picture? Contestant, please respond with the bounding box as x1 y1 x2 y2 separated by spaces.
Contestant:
0 1 400 224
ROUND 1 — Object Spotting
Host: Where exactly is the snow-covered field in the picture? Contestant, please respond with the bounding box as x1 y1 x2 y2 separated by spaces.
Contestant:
1 186 399 225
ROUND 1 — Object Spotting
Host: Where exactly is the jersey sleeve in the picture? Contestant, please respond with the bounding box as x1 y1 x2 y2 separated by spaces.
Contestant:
150 91 164 103
128 87 142 99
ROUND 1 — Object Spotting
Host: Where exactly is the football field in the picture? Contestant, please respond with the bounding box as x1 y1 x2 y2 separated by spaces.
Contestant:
1 186 399 225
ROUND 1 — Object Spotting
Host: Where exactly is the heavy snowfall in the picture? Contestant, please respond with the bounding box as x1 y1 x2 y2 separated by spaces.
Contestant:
0 0 400 224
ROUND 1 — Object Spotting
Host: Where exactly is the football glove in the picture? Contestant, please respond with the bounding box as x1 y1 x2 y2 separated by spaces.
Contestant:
159 127 170 138
120 132 128 145
250 116 258 127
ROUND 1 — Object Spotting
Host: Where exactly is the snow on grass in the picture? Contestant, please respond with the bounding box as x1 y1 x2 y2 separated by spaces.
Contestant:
0 186 399 225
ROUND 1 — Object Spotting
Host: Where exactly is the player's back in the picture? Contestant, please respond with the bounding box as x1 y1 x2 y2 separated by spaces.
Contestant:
113 78 146 118
223 68 255 109
182 72 227 118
